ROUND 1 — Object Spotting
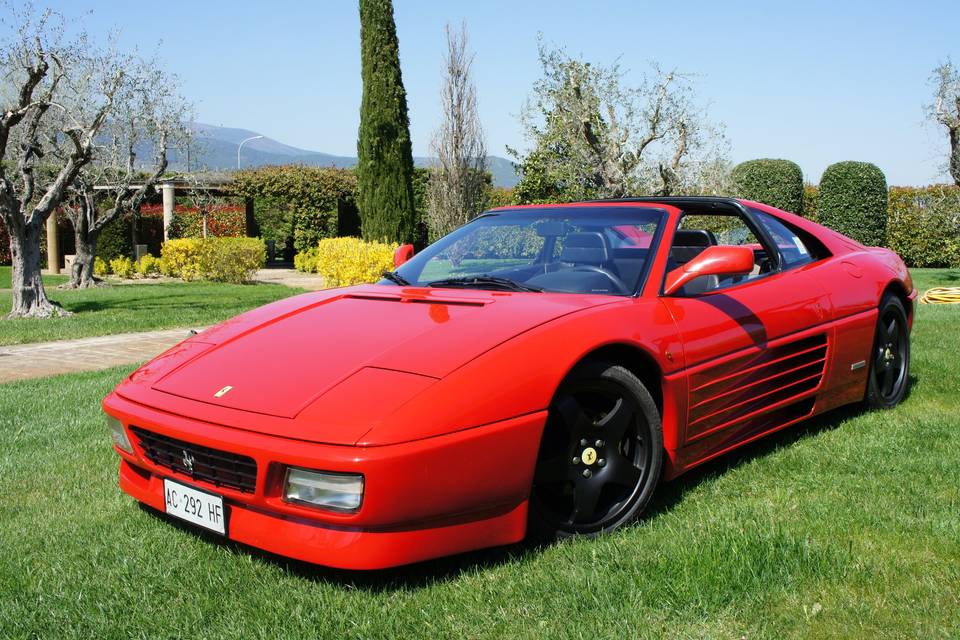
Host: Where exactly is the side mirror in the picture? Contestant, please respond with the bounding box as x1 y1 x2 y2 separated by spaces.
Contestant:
393 244 415 268
663 245 755 296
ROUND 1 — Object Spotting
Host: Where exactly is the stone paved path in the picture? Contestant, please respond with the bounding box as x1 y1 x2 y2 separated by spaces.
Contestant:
0 327 203 384
0 268 325 385
253 267 326 291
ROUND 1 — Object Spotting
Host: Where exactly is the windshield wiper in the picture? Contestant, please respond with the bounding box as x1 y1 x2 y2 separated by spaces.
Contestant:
426 275 543 292
381 271 411 286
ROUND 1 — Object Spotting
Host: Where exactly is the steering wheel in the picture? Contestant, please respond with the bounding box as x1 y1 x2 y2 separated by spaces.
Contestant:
571 265 630 294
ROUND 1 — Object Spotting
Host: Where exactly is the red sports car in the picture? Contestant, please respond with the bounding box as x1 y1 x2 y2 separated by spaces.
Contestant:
103 197 915 569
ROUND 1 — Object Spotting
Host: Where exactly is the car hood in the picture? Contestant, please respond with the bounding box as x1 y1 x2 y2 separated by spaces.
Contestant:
133 285 618 425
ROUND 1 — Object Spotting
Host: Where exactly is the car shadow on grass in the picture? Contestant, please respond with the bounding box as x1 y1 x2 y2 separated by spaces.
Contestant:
137 374 919 592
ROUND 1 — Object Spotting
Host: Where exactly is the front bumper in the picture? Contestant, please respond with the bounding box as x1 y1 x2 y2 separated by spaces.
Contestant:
104 392 545 570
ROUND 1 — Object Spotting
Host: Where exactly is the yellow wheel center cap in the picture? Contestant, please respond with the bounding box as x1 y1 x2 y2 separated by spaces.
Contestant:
581 447 598 466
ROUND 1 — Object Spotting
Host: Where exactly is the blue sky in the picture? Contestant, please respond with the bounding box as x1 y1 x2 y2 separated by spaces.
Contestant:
43 0 960 185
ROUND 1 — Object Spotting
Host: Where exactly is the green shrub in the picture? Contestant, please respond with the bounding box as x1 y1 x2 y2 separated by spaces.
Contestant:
484 186 516 210
313 237 396 288
136 254 162 277
98 216 133 260
886 186 960 268
93 256 109 276
802 184 819 222
731 159 805 214
293 246 320 273
818 161 888 246
161 238 265 283
110 256 135 279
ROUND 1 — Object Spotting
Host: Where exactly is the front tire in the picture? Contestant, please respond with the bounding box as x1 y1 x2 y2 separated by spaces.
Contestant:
864 294 910 409
528 360 663 539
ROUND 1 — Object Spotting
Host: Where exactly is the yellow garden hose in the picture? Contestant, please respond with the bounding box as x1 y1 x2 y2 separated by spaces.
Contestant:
919 287 960 304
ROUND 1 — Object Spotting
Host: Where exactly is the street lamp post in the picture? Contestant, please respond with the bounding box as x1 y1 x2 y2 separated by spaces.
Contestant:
237 135 264 169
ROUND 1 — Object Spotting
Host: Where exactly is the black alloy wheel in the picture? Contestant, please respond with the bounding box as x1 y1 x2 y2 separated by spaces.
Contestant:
529 360 662 538
865 294 911 409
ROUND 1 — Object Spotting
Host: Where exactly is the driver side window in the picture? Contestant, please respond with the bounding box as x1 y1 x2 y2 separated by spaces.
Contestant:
669 214 771 295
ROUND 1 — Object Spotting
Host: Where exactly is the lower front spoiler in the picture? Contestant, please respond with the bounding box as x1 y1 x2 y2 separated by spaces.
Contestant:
120 459 529 570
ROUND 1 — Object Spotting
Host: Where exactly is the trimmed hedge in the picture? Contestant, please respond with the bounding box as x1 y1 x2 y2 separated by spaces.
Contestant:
231 166 358 254
818 161 888 247
886 186 960 268
731 159 805 214
161 237 265 283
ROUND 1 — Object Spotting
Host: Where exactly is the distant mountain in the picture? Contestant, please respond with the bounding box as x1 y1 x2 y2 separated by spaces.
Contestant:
173 123 519 188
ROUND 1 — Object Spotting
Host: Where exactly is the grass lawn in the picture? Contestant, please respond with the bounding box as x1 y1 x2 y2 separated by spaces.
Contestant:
0 279 304 346
0 265 69 289
0 270 958 638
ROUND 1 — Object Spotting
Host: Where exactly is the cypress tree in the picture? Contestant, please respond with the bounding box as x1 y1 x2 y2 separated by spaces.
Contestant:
356 0 417 244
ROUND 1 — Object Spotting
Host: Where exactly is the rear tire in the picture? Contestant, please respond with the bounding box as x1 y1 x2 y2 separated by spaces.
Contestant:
864 294 910 409
528 360 663 540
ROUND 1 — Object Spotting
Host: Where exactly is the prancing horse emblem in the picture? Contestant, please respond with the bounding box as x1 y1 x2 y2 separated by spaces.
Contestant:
214 385 233 398
182 450 195 472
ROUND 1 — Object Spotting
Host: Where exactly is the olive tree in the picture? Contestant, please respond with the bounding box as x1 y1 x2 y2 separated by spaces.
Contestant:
0 7 143 317
511 39 727 203
928 60 960 186
63 62 190 288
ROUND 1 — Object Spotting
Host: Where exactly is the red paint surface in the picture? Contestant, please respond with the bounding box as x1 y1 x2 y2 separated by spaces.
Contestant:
104 199 915 569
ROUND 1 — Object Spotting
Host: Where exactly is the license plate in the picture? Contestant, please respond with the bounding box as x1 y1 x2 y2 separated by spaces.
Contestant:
163 478 226 535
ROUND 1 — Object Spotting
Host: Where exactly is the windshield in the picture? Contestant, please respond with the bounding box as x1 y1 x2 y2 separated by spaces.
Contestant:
384 206 667 296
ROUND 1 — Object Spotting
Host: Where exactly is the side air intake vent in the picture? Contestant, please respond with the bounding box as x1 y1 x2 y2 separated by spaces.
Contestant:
687 334 827 441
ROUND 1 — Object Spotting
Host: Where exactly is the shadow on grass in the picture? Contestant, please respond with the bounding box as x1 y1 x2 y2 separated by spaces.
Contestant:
66 296 222 314
137 376 920 592
63 289 253 314
928 270 960 284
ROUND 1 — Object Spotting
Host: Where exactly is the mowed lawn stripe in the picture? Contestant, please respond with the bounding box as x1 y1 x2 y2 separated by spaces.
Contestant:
0 270 957 639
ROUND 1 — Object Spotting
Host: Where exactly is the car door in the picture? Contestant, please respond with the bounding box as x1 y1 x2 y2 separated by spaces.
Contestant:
659 208 832 466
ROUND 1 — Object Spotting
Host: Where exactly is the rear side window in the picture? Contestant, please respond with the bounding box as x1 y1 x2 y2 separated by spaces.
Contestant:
753 210 814 269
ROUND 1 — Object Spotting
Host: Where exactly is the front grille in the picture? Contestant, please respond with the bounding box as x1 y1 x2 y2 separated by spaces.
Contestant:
131 427 257 493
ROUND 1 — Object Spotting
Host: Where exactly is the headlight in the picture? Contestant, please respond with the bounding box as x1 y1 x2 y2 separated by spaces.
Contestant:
107 414 133 453
284 467 364 513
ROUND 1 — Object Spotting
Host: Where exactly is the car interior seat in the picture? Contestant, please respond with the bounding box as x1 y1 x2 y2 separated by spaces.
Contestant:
559 232 612 268
667 228 719 295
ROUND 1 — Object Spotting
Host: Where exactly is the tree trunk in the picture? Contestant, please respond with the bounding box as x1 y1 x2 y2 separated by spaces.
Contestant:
7 220 69 318
949 126 960 187
69 225 100 289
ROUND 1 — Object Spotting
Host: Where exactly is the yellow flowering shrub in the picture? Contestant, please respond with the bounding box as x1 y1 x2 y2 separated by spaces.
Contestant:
311 237 397 288
199 238 266 284
93 256 109 276
136 254 162 277
109 256 134 279
161 239 205 281
161 238 265 283
293 246 320 273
